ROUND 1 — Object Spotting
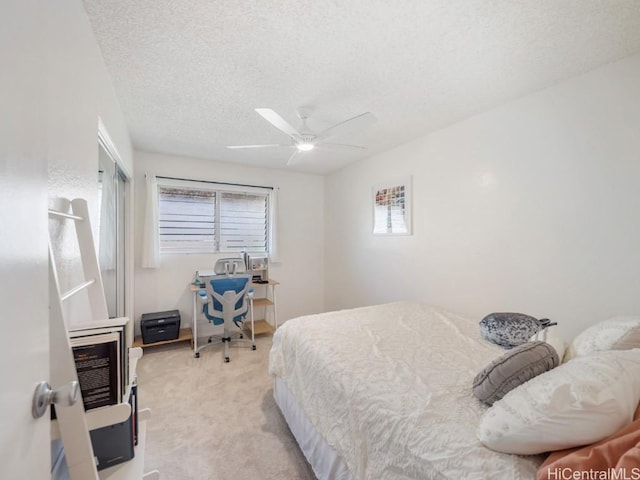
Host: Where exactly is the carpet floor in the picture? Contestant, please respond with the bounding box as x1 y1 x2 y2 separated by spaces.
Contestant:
137 334 317 480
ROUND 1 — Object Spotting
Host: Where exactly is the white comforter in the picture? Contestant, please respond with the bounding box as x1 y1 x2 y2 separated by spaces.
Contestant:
269 302 543 480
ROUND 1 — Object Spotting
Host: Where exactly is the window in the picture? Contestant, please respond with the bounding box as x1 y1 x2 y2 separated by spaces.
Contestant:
158 187 216 252
158 185 269 254
219 192 268 252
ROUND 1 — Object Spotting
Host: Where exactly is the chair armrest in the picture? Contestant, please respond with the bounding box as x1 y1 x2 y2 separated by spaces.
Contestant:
197 290 208 303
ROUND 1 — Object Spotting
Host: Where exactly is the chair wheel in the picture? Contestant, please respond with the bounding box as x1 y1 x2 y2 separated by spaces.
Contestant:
239 334 243 339
224 357 230 363
195 353 200 359
207 338 212 343
252 345 256 350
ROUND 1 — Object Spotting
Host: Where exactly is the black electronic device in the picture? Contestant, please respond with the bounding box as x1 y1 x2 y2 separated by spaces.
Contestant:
90 411 135 470
140 310 181 344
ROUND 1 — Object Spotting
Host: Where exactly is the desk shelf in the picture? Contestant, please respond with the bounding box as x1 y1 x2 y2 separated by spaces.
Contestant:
245 319 274 335
252 298 274 308
133 328 193 350
249 279 279 335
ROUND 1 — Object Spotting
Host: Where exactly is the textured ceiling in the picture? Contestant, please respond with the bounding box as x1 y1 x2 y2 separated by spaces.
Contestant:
83 0 640 174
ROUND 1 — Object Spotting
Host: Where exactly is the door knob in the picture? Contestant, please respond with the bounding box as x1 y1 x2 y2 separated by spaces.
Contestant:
32 380 79 419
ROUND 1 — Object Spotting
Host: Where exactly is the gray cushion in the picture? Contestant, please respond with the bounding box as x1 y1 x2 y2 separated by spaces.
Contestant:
472 341 559 405
479 312 555 348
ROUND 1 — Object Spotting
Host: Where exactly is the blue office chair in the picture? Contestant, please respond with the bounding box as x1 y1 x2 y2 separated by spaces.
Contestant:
195 273 255 362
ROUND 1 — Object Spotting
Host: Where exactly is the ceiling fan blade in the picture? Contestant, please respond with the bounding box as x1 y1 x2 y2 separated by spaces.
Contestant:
316 112 377 140
318 142 367 150
255 108 301 138
286 150 301 166
226 144 291 149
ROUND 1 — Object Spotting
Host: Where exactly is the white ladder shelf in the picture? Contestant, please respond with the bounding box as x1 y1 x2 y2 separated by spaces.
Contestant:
49 198 159 480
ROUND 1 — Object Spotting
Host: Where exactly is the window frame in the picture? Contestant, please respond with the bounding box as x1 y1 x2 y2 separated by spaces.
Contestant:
156 178 271 255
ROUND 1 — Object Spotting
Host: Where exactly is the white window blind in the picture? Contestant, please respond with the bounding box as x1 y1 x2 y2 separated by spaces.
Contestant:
158 185 269 254
159 187 216 252
219 192 268 252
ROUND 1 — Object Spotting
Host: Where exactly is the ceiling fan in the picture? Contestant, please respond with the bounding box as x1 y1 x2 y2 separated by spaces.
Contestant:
227 107 377 165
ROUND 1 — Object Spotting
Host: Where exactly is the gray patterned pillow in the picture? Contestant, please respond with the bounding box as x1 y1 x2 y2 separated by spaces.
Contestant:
479 312 556 348
472 341 559 405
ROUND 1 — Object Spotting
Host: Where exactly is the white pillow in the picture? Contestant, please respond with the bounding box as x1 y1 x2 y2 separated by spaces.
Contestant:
477 349 640 455
564 316 640 362
529 326 566 361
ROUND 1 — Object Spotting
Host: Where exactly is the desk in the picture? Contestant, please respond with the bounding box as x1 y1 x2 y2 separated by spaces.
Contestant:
190 279 279 358
247 279 279 335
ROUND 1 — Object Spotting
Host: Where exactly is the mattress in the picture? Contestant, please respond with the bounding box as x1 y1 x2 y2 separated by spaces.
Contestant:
269 302 544 479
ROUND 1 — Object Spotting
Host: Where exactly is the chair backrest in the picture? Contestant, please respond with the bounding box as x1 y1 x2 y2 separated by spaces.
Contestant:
202 273 251 326
209 275 249 310
213 258 246 276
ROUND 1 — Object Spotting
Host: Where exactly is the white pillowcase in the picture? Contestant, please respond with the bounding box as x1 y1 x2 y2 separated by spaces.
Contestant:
477 349 640 455
529 326 566 361
564 316 640 362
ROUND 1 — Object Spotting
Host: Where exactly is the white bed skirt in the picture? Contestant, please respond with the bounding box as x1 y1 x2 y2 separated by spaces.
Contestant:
273 377 353 480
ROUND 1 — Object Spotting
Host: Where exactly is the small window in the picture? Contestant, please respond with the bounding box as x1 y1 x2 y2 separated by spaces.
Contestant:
158 185 268 254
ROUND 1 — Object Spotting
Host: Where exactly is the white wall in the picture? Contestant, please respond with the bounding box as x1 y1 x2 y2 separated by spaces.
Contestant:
46 0 132 327
48 0 132 200
133 151 325 335
325 53 640 340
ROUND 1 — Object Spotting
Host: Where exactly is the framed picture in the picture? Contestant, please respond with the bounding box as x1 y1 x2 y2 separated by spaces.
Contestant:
372 176 412 235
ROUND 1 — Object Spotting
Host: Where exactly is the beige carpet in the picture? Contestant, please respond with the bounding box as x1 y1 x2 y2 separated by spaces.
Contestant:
136 335 317 480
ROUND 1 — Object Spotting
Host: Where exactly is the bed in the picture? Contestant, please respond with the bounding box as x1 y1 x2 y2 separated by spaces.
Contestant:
268 301 544 479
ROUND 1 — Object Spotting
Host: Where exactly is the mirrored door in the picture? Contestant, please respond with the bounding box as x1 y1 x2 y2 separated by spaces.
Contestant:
97 142 127 318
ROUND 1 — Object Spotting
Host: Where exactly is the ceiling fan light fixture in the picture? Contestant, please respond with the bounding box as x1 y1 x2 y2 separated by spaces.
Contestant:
233 108 377 164
296 142 315 152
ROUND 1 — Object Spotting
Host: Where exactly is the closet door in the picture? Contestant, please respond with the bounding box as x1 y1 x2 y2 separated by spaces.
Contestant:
97 143 128 319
